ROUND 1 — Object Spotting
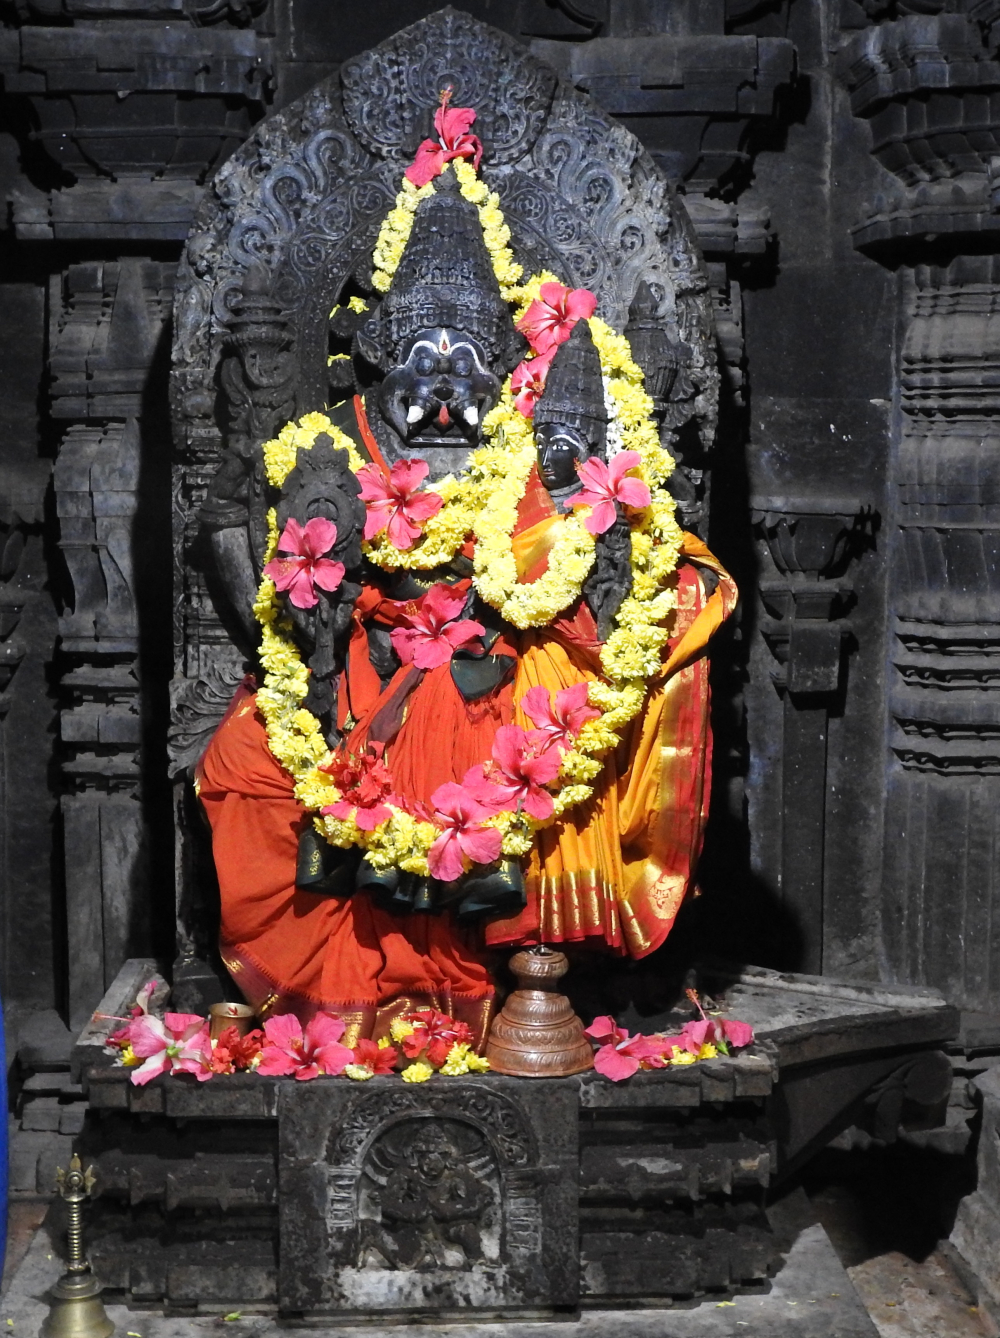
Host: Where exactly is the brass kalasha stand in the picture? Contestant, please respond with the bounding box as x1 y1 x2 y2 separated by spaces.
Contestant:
41 1155 115 1338
485 945 594 1077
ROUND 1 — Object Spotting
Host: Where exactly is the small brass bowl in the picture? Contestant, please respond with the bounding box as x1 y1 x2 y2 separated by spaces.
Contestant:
208 1002 257 1040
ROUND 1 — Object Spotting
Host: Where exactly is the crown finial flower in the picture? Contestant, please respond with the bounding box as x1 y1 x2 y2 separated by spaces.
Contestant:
516 281 597 359
511 352 554 419
405 91 484 188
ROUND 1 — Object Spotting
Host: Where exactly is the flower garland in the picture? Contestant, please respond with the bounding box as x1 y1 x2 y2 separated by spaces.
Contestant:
250 145 686 874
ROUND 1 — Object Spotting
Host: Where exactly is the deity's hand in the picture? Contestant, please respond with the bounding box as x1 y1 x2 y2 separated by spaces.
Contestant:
584 513 633 642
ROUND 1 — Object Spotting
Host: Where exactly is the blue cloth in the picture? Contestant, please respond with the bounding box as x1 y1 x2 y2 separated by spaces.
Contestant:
0 993 7 1285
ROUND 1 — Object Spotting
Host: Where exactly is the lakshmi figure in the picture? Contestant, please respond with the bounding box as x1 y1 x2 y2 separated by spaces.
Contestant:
196 119 736 1048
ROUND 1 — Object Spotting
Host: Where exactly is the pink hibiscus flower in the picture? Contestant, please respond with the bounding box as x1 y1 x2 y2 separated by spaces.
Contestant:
107 977 160 1049
128 1012 213 1087
571 451 652 535
510 353 553 419
677 1016 755 1056
584 1016 674 1082
320 745 402 831
357 458 444 552
390 583 484 671
405 98 483 187
516 281 598 358
256 1012 354 1081
262 517 345 609
519 683 600 755
426 781 503 882
477 723 562 821
681 988 755 1055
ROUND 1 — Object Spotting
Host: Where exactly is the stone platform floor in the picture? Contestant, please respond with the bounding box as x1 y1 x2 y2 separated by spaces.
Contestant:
0 1193 872 1338
1 1182 992 1338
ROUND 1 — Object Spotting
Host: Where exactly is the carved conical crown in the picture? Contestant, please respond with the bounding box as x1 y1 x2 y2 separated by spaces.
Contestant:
534 319 608 436
379 167 521 367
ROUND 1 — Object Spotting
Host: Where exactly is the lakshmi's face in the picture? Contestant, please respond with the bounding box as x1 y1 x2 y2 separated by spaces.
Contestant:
379 327 501 445
536 423 588 492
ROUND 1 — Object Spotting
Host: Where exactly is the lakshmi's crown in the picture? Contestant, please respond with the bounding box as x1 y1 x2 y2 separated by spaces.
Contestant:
534 320 608 435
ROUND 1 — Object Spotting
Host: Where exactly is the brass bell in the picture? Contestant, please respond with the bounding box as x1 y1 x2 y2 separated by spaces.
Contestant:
41 1156 115 1338
485 945 594 1077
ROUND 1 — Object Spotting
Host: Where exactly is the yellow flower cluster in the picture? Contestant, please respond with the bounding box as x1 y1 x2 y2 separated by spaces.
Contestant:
440 1042 491 1075
248 150 686 878
452 159 523 298
401 1061 435 1083
371 177 435 293
471 389 598 630
261 411 365 489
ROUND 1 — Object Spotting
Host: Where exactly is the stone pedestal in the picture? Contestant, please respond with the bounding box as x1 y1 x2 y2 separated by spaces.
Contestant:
70 960 958 1318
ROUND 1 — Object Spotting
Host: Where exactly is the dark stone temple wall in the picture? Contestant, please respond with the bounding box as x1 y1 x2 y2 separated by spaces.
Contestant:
1 0 998 1044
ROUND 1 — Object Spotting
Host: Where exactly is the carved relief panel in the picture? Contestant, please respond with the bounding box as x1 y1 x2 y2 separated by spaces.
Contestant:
278 1077 579 1317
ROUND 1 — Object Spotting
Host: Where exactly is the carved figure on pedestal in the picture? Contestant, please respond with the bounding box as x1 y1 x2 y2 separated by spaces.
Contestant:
176 13 736 1059
359 1120 496 1270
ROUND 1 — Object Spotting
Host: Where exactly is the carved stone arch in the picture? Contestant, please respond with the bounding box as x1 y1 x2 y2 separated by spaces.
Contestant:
327 1085 536 1170
171 6 718 463
167 3 718 786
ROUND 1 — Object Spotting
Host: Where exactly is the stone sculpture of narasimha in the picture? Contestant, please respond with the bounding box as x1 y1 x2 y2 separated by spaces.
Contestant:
195 96 737 1051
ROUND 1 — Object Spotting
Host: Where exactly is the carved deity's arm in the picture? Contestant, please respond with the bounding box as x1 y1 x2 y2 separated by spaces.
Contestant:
208 526 261 653
200 445 263 657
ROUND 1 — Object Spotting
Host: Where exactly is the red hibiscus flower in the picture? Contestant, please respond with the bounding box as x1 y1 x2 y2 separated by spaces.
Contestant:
399 1010 473 1067
405 100 484 187
128 1012 213 1086
571 451 652 535
256 1012 353 1081
478 723 562 821
320 744 402 831
519 683 600 755
516 281 598 358
511 353 553 419
389 583 484 671
209 1025 264 1075
262 517 345 609
357 458 444 551
349 1038 399 1078
585 1016 674 1082
426 781 503 882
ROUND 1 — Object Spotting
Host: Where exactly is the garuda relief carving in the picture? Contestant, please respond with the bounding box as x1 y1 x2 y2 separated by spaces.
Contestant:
358 1118 499 1271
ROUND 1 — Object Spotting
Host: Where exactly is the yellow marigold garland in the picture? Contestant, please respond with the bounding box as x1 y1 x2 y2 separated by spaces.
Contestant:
249 152 687 874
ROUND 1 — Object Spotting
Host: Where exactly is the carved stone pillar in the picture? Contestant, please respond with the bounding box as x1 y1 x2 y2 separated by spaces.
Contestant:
882 260 1000 1009
837 4 1000 1010
50 259 174 1026
752 500 871 971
